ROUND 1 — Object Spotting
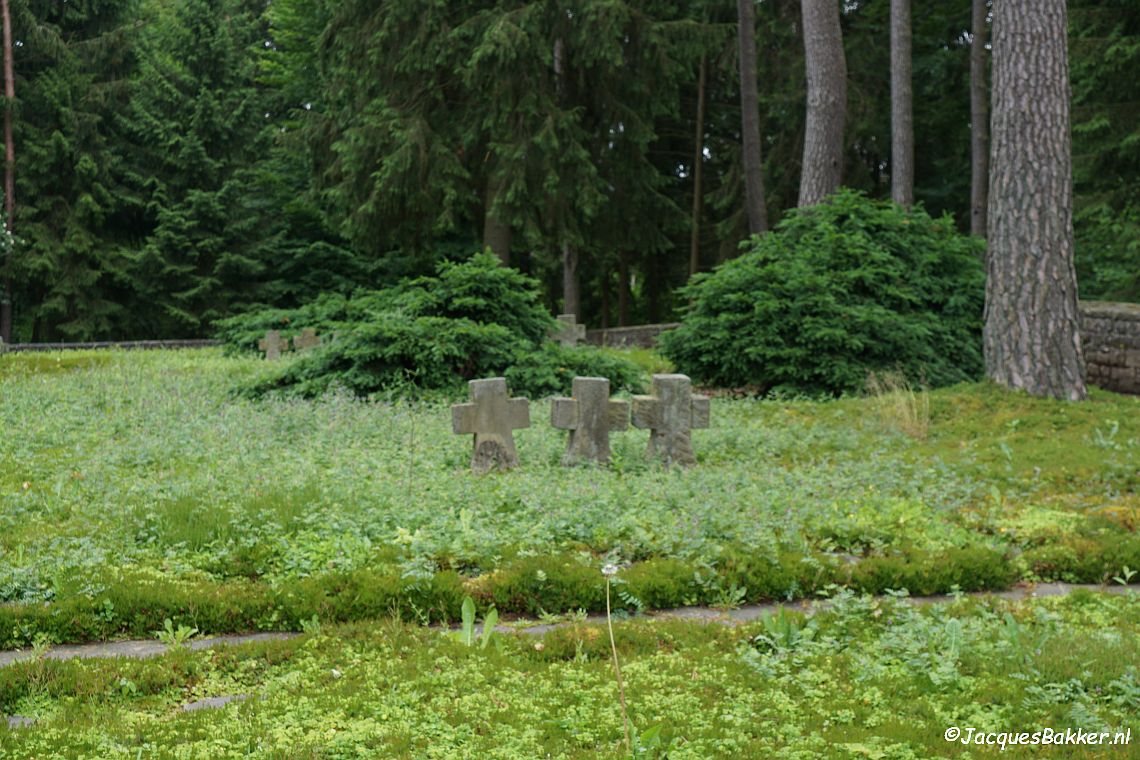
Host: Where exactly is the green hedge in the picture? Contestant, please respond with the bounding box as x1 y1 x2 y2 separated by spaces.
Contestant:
7 539 1119 648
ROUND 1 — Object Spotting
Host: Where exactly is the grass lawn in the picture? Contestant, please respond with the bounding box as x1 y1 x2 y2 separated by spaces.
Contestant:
0 348 1138 756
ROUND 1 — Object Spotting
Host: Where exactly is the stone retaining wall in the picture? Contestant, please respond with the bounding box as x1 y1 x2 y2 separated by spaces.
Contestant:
1081 301 1140 395
1 339 219 353
585 323 679 348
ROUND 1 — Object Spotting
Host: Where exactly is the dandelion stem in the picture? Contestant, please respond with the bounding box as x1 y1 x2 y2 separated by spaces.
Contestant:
606 578 632 754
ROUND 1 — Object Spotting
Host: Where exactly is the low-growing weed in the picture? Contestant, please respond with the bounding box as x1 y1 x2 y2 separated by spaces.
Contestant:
153 618 198 649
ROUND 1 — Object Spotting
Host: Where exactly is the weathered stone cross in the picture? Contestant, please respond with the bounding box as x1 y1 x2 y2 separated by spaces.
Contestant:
451 377 531 473
258 330 287 360
551 377 629 465
631 374 710 467
292 328 321 351
551 314 586 348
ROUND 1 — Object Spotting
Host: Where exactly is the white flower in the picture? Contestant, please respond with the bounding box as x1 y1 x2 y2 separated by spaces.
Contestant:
601 563 619 578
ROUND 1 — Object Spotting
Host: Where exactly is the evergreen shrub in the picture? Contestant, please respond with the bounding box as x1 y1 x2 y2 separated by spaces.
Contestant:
659 190 985 395
218 252 646 399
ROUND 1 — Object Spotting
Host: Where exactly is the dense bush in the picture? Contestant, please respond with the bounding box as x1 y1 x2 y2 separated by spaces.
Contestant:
220 252 646 399
659 190 985 395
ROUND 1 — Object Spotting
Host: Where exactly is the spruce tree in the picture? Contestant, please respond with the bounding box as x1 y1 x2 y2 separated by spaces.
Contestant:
6 0 138 340
119 0 271 336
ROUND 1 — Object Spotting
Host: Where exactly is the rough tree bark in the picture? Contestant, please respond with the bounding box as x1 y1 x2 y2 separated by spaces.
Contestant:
553 35 579 318
798 0 847 206
737 0 768 234
561 242 580 318
690 53 707 276
617 252 630 326
985 0 1086 400
890 0 913 207
600 264 610 328
482 176 512 265
0 0 13 343
970 0 989 236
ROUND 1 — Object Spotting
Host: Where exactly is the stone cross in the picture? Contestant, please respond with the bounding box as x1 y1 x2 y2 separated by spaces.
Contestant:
292 328 321 351
631 374 710 467
451 377 531 473
551 314 586 348
551 376 630 465
258 330 287 361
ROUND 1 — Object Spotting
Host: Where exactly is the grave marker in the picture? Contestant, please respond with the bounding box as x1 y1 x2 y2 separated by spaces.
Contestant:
292 328 321 351
551 314 586 348
551 376 629 465
451 377 531 473
631 374 710 466
257 330 287 361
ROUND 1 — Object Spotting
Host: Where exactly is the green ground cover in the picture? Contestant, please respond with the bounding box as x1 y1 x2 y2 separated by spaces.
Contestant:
1 591 1137 758
0 349 1137 646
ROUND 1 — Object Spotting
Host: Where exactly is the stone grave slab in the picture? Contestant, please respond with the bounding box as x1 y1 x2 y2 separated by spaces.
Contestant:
452 377 530 473
631 374 710 466
551 376 629 465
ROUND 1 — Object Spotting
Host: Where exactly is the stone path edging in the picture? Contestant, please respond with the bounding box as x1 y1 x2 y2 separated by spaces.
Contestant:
0 583 1134 670
1 583 1135 725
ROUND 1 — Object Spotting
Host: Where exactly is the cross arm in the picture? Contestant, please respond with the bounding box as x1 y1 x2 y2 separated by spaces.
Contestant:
691 395 711 429
630 396 660 429
508 397 531 430
607 399 630 431
452 403 477 435
551 397 578 430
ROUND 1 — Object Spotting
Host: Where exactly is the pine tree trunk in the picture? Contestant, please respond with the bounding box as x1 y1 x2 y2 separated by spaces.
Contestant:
617 252 630 326
737 0 769 234
561 242 580 318
890 0 913 207
985 0 1086 400
482 176 511 265
0 0 13 343
690 53 707 276
970 0 989 237
798 0 847 206
646 253 661 324
600 264 610 329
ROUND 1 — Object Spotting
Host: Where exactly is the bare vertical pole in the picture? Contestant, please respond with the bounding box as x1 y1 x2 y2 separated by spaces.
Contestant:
690 54 707 276
890 0 914 207
970 0 989 237
0 0 13 343
737 0 769 233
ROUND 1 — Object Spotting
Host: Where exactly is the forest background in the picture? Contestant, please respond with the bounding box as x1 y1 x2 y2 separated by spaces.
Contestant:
0 0 1136 343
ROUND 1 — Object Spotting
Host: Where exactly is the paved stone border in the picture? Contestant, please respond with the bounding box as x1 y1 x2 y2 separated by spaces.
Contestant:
0 583 1133 669
2 584 1135 728
181 694 249 713
0 632 294 669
